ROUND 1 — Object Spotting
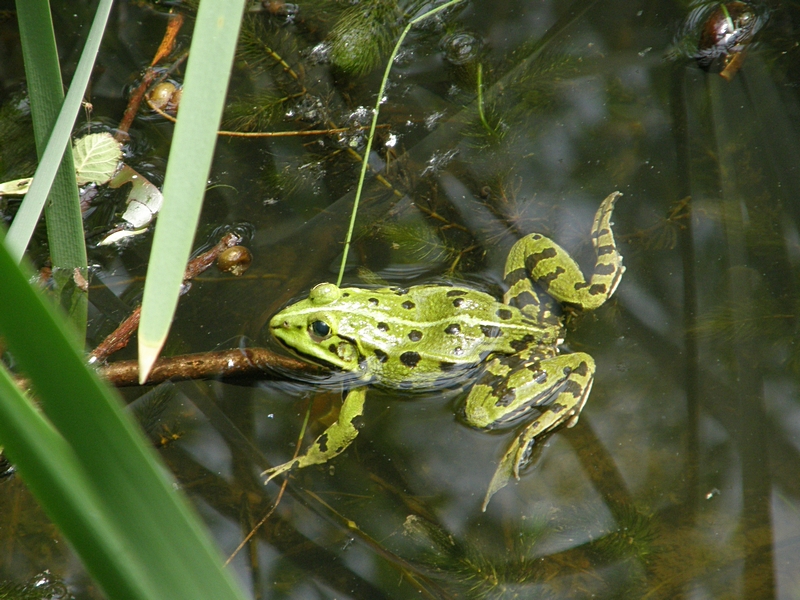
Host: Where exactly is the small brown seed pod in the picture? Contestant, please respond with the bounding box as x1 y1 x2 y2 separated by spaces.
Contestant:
217 246 252 276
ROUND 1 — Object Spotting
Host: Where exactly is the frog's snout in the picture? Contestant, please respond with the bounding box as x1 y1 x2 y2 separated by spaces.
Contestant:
268 314 293 333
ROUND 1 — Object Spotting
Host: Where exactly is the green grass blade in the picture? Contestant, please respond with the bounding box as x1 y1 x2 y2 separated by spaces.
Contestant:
138 0 248 381
0 368 162 599
0 239 248 598
6 0 113 269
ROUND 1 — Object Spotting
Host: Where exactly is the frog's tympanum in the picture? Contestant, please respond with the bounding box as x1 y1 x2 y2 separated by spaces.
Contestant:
265 192 624 509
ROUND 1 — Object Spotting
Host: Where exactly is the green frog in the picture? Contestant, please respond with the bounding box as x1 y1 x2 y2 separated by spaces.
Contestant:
264 191 624 510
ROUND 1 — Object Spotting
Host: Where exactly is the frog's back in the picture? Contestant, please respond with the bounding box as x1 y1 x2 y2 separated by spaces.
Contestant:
336 285 556 389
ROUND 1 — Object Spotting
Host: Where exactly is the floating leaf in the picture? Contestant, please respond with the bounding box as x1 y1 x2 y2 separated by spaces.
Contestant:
0 177 33 195
73 132 123 185
98 165 163 245
114 165 163 222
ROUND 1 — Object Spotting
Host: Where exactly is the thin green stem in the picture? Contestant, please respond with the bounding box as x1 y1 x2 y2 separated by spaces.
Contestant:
336 0 465 286
477 62 492 133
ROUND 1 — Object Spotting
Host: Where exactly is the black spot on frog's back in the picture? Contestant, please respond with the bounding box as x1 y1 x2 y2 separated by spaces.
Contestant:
400 351 421 368
402 300 416 310
496 308 513 320
444 323 461 335
509 334 536 352
408 330 423 342
447 289 467 297
480 324 502 338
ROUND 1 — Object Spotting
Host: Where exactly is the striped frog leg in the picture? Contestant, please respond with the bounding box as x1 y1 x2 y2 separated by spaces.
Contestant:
479 352 596 511
262 386 367 484
503 191 624 311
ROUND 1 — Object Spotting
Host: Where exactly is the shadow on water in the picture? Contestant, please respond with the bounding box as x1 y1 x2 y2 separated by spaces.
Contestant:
2 0 800 598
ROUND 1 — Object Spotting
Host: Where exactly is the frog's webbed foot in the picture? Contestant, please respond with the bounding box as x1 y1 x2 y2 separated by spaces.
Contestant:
261 387 366 486
504 191 624 312
478 353 595 511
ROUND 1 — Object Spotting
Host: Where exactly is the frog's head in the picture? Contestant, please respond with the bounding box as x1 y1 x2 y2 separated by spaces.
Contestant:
269 282 361 372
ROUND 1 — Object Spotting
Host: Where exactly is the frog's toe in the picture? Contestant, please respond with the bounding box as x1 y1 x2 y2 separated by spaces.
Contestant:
482 431 529 511
482 458 515 512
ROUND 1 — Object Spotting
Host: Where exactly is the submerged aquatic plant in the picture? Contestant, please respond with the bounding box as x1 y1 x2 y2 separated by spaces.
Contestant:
329 0 402 76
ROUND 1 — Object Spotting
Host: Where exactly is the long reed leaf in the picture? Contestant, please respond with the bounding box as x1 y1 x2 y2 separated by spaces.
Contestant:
5 0 113 270
0 367 162 599
0 238 247 598
138 0 248 381
9 0 112 334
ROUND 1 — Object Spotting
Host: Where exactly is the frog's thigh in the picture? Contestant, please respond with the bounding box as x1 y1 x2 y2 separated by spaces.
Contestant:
464 352 595 430
262 387 367 484
480 352 595 511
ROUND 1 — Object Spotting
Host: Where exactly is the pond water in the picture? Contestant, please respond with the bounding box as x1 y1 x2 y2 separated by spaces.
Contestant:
2 0 800 598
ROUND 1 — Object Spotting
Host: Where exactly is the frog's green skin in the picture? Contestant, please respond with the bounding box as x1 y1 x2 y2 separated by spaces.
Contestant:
265 192 624 510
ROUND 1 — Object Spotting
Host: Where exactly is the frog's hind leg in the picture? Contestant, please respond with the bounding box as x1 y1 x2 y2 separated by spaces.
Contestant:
262 387 366 484
504 191 624 311
480 352 596 511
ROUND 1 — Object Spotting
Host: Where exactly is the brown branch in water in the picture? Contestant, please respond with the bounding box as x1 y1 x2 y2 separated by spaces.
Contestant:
116 11 185 139
98 347 325 387
89 232 243 363
117 71 157 139
151 12 184 66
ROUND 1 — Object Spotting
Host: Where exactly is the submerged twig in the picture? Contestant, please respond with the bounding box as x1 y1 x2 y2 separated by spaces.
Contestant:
147 100 391 138
225 401 312 566
117 11 186 138
89 232 243 363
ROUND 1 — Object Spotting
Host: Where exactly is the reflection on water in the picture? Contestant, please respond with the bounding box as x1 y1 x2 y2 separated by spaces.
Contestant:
2 0 800 597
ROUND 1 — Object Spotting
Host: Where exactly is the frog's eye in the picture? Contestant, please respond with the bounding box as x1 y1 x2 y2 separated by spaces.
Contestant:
310 320 331 340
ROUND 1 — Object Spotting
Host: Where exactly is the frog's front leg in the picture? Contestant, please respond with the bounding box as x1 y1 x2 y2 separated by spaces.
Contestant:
504 191 624 311
464 352 595 510
262 387 366 484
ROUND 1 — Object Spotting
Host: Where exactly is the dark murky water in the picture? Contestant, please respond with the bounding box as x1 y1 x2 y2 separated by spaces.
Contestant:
2 0 800 597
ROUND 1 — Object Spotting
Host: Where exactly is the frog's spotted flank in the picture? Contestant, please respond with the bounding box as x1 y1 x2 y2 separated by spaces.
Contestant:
265 192 624 512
